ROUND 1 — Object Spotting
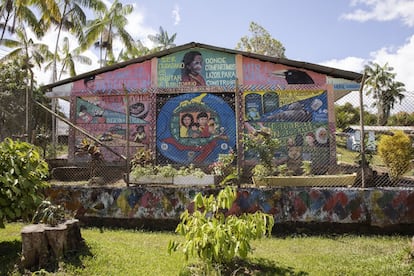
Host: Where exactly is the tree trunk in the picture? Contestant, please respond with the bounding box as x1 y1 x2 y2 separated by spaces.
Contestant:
21 219 83 270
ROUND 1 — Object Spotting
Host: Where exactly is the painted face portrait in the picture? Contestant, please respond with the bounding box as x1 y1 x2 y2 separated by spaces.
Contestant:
188 55 203 75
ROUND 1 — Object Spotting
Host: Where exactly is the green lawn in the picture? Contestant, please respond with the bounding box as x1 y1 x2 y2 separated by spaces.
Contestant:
1 222 413 275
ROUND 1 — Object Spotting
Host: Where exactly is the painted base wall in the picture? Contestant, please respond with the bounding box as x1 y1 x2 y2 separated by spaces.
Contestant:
45 185 414 232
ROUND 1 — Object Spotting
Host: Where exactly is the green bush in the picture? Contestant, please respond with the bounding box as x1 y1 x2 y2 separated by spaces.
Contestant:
0 138 50 227
377 131 413 180
168 186 274 266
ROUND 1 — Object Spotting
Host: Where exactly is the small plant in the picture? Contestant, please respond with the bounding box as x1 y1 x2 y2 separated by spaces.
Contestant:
277 163 294 176
301 160 312 176
157 164 178 177
75 138 104 178
252 164 274 179
168 186 274 266
176 164 206 178
243 127 280 176
130 148 154 168
32 200 66 226
377 131 413 181
209 149 239 185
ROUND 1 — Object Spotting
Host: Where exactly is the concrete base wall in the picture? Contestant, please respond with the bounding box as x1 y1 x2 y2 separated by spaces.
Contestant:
45 185 414 234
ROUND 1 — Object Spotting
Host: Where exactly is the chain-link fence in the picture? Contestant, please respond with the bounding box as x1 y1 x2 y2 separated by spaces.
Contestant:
44 90 414 188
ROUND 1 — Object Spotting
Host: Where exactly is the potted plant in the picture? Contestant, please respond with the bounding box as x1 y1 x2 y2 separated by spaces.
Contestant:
129 149 174 184
244 127 356 187
129 149 216 186
173 164 216 186
21 201 83 270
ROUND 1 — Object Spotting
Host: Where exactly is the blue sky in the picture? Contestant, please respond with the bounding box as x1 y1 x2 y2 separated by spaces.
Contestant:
118 0 414 111
1 0 413 111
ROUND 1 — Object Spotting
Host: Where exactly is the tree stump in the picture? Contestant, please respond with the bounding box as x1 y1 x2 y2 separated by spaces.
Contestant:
21 219 83 270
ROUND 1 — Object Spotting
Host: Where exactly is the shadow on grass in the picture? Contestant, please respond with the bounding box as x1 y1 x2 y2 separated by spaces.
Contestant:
0 240 94 274
0 240 21 276
183 257 308 276
63 242 94 268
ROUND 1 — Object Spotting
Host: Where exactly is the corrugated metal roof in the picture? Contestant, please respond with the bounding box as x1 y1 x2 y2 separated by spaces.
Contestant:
41 42 362 91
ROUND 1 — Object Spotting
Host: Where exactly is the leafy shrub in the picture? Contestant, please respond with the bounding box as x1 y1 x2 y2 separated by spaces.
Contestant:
168 186 274 265
377 130 413 180
243 127 280 175
0 138 50 228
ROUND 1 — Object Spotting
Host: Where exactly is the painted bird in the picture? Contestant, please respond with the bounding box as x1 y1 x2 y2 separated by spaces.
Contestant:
273 69 314 84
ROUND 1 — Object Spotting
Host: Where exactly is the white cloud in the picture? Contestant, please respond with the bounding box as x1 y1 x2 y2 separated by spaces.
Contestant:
321 34 414 113
343 0 414 26
369 35 414 92
172 4 181 25
319 56 366 73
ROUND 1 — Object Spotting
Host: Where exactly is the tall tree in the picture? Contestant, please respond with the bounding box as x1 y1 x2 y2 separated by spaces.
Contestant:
44 36 92 80
33 0 105 82
0 0 42 40
148 26 177 51
364 62 406 126
0 26 53 141
107 39 150 64
0 58 27 139
82 0 133 67
335 102 377 130
236 22 285 58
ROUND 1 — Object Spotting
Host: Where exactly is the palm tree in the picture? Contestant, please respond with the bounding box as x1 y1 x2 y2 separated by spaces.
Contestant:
364 62 406 125
108 39 150 64
82 0 134 67
44 36 92 80
0 0 42 41
32 0 105 82
0 26 53 141
148 26 177 51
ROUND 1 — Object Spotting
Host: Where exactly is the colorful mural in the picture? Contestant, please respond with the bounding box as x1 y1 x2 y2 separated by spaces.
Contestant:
242 57 326 86
157 48 236 87
72 62 152 95
73 94 151 161
156 93 236 165
240 56 333 173
46 186 414 228
243 90 331 173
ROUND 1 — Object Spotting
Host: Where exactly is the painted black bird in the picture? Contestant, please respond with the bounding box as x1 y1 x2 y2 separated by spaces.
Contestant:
273 69 315 84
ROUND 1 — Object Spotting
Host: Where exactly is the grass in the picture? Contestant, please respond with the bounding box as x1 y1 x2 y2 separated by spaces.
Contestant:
1 222 413 275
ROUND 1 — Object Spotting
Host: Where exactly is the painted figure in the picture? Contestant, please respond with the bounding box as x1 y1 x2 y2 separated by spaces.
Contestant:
77 105 93 123
181 51 206 86
180 113 194 138
130 102 148 119
188 122 200 138
133 125 146 143
197 112 210 137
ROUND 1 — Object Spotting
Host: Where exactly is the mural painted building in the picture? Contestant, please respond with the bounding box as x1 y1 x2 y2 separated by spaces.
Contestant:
43 42 362 173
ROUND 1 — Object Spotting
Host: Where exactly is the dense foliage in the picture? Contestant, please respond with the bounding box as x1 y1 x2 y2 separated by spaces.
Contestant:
378 131 413 180
236 21 285 58
168 186 274 265
0 138 50 228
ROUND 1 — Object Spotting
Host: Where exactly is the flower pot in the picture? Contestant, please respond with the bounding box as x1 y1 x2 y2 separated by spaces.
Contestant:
129 174 173 184
252 173 357 187
173 175 216 186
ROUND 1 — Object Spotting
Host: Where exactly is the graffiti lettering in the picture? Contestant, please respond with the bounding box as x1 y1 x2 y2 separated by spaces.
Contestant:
206 79 235 86
206 71 221 78
205 63 236 71
205 57 227 64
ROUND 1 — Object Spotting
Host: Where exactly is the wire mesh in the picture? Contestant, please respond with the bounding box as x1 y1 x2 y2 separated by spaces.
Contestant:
44 90 414 188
